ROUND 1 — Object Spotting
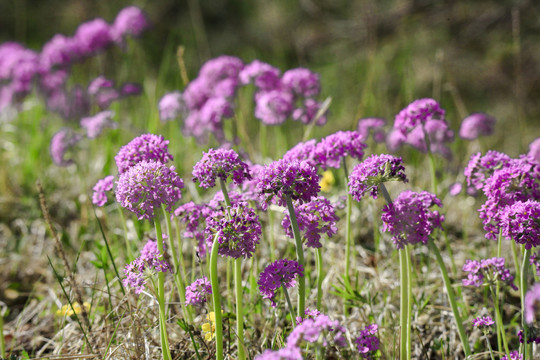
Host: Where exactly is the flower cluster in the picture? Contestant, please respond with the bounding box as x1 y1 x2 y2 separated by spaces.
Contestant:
348 154 408 201
201 311 219 341
185 277 212 306
115 160 184 220
174 202 213 256
80 110 116 138
381 190 444 249
282 139 319 168
192 148 251 188
123 239 172 294
459 113 496 140
115 134 174 174
92 175 114 206
49 129 82 166
256 159 320 210
314 131 367 170
205 202 261 259
518 329 540 344
258 259 304 307
499 200 540 249
530 252 540 276
295 308 321 325
529 137 540 164
281 197 339 248
501 351 523 360
357 117 387 143
462 257 517 290
158 91 185 122
354 324 380 359
464 151 511 191
394 98 445 133
525 283 540 324
472 316 494 328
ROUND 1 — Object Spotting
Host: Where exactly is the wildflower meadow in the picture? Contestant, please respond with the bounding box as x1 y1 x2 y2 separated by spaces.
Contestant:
1 2 540 359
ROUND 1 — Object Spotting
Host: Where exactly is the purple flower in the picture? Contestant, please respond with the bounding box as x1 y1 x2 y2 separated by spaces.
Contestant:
449 182 463 196
531 251 540 276
112 6 149 42
123 238 172 294
286 314 347 349
80 110 116 138
88 76 114 95
381 190 444 249
281 68 320 97
404 119 454 159
464 151 511 191
314 131 367 170
502 351 523 360
50 129 82 166
174 202 213 256
292 98 328 125
355 323 379 359
256 159 320 210
239 60 281 90
115 160 184 220
348 154 408 201
281 197 339 248
258 259 304 307
39 34 79 71
254 90 294 125
462 257 517 290
472 316 494 328
158 91 185 122
119 83 142 96
205 202 261 259
357 117 387 143
385 128 406 152
92 175 114 206
185 277 212 306
74 18 113 56
255 348 302 360
295 308 322 325
459 113 496 140
500 200 540 249
192 148 251 189
208 190 244 209
528 137 540 165
115 133 173 174
394 98 445 134
198 55 244 84
282 140 319 168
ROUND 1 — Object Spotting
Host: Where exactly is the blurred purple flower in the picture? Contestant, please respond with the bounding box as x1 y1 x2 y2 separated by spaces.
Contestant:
459 113 496 140
92 175 114 206
80 110 116 138
50 128 82 166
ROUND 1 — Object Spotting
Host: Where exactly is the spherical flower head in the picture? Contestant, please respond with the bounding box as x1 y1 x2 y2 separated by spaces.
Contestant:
394 98 445 134
199 96 234 127
122 241 172 294
185 277 212 306
115 160 184 220
357 117 387 143
282 139 319 168
526 284 540 324
140 237 168 267
528 137 540 165
50 128 82 166
472 316 494 328
462 257 517 290
208 190 244 209
282 197 339 248
92 175 114 206
88 76 114 95
174 202 213 256
198 55 244 84
258 259 304 307
115 133 174 174
112 6 149 41
255 89 294 125
292 98 328 126
355 323 380 359
449 182 463 196
464 151 511 191
281 68 320 97
295 308 322 325
348 154 408 201
381 190 444 249
404 119 454 159
500 200 540 249
205 202 261 259
257 159 320 210
286 314 347 349
119 82 142 96
158 91 185 122
315 131 367 170
385 128 406 152
74 18 113 56
192 148 251 189
502 351 523 360
40 34 79 70
80 110 116 138
239 60 281 90
459 113 496 140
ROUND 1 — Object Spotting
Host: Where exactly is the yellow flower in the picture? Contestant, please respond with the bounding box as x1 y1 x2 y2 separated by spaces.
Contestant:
319 170 335 192
55 302 91 317
201 310 222 341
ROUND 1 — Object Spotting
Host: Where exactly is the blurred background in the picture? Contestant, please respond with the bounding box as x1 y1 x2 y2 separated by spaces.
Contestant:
1 0 538 155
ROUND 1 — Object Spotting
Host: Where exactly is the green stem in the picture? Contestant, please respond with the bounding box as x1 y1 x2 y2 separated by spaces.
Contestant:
511 240 521 289
316 248 323 311
343 159 353 284
483 330 496 360
173 218 193 323
496 232 503 353
235 258 246 360
268 210 276 262
285 195 306 318
209 232 224 360
521 246 532 360
406 245 412 359
490 286 509 355
422 124 438 195
283 285 296 328
0 309 5 359
154 218 172 360
428 239 471 357
399 248 410 360
116 204 133 260
219 178 232 207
